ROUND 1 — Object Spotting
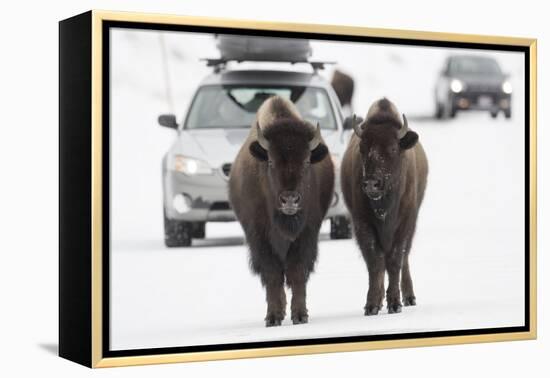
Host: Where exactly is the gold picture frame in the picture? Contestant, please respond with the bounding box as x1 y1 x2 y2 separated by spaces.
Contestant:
59 10 537 368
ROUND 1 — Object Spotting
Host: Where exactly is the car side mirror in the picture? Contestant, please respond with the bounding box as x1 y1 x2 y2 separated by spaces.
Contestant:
343 115 363 130
158 114 178 129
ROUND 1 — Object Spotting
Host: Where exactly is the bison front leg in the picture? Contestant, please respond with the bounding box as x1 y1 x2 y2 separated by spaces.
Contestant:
385 248 404 313
285 235 317 325
285 265 309 325
364 251 385 315
401 250 416 306
249 237 287 327
263 271 286 327
356 224 385 316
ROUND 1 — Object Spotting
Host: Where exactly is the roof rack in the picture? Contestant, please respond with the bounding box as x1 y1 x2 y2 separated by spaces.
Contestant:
201 58 336 73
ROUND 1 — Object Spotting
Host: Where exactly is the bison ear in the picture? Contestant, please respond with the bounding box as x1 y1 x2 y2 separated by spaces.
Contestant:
310 143 329 164
249 141 268 161
399 131 418 150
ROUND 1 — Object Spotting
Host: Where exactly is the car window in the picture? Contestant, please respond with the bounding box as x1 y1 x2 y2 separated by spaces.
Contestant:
184 85 337 130
450 57 502 75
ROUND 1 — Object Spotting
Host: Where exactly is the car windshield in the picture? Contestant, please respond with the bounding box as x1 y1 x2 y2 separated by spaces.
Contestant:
185 85 337 130
450 57 502 75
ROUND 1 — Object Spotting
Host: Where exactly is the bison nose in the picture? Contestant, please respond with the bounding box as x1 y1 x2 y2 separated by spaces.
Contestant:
279 191 302 207
363 175 383 192
362 174 384 200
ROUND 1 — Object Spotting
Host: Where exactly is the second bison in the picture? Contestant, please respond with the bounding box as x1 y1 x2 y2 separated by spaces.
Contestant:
229 96 334 326
341 98 428 315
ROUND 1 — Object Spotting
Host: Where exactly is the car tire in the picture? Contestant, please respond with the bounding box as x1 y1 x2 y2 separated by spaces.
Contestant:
164 212 192 247
490 110 498 118
192 222 206 239
435 102 444 119
504 109 512 119
449 105 457 118
443 98 456 119
330 216 352 239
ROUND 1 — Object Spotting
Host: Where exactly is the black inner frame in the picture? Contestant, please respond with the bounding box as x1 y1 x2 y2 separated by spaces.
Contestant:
102 20 531 358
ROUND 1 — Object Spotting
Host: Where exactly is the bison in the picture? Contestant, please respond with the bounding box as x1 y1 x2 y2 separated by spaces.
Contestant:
341 98 428 315
229 96 334 327
331 69 355 117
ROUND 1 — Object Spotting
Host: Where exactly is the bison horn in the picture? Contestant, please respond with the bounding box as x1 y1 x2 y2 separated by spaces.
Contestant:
309 122 322 151
256 122 270 150
397 113 409 139
352 114 363 138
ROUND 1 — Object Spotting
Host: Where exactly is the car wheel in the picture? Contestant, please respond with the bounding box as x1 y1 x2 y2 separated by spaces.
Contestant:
449 105 457 118
490 110 498 118
330 216 352 239
191 222 206 239
164 212 192 247
443 96 456 119
504 109 512 119
435 102 444 119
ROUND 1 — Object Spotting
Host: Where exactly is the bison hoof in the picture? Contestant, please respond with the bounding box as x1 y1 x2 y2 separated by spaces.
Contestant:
387 303 402 314
265 317 283 327
403 296 416 306
265 313 284 327
291 313 309 325
364 305 381 316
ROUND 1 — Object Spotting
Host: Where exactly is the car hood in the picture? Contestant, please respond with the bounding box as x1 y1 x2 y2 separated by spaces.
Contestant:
175 128 345 168
453 72 505 86
175 128 249 167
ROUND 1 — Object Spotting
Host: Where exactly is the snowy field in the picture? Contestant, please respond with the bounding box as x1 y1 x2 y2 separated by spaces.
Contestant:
109 29 526 350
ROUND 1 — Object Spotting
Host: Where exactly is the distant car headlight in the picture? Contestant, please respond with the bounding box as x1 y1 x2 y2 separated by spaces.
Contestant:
450 79 464 93
502 81 513 94
173 155 213 175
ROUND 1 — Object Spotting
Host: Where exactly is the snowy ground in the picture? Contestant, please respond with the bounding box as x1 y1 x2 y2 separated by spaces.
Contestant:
109 29 526 350
110 113 525 351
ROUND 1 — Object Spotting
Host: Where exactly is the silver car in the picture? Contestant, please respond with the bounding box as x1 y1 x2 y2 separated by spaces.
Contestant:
158 69 352 247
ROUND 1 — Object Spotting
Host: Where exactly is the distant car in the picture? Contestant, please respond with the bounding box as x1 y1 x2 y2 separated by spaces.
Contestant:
435 55 512 119
158 67 353 247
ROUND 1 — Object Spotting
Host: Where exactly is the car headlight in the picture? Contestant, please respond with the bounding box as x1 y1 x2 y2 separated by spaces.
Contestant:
502 80 513 94
450 79 464 93
173 155 213 175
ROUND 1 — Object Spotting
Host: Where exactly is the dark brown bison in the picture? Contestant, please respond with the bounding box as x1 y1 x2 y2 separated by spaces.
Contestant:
341 98 428 315
229 96 334 327
331 69 355 108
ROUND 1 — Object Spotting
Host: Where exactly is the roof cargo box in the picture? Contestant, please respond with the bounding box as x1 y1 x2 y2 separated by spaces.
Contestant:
216 35 312 62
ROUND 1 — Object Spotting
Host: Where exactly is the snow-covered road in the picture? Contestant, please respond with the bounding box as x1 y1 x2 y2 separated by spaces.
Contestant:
110 113 526 351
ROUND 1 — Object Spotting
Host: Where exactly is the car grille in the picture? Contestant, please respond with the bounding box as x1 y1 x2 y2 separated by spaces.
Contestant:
467 83 500 93
221 163 232 178
210 201 232 211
